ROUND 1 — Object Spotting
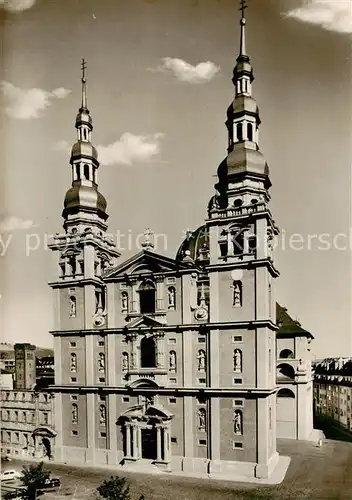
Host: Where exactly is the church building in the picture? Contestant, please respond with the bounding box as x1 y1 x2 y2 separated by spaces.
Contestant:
49 11 285 480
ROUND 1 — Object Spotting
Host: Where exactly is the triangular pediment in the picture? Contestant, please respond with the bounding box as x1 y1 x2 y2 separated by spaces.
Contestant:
125 315 166 329
102 249 188 280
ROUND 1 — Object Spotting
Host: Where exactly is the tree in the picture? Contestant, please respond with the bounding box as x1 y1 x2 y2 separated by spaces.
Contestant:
19 461 50 500
96 476 145 500
96 476 131 500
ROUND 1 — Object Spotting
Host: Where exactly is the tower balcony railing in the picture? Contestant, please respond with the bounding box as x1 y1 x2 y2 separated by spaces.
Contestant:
209 202 268 219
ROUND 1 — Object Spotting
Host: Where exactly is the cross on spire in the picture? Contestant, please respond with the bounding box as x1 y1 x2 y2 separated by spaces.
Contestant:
239 0 248 19
81 58 87 82
80 58 88 109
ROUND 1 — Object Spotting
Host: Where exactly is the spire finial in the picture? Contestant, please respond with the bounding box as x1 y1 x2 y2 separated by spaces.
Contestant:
239 0 248 56
81 58 87 110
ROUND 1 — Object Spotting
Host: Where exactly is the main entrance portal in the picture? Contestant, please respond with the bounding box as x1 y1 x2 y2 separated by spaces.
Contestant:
141 427 157 459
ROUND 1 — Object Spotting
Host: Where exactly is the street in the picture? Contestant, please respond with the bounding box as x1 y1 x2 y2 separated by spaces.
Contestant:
1 439 352 500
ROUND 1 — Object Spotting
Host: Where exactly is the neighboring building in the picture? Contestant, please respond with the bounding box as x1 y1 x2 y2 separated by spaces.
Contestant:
275 304 314 440
0 343 16 375
0 389 55 459
48 11 285 481
0 370 14 390
313 358 352 432
15 344 37 390
0 345 57 459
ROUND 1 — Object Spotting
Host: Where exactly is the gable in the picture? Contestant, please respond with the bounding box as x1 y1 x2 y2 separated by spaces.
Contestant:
124 315 166 329
102 249 188 281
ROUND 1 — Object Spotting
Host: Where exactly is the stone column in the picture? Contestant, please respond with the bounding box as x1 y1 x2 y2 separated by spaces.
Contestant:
132 425 138 459
130 334 138 369
126 424 131 457
227 231 234 256
130 278 139 313
155 276 165 311
155 332 165 368
156 426 162 461
163 426 170 462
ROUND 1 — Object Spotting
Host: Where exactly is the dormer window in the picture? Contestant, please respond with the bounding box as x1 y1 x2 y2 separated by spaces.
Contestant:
138 280 156 314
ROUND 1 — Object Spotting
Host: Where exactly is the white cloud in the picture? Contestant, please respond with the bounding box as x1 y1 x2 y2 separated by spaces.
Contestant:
0 0 36 13
97 133 164 166
1 82 71 119
0 215 35 232
154 57 220 83
54 133 164 166
284 0 352 34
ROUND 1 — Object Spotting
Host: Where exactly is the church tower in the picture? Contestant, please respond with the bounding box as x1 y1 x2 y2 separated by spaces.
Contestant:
48 63 120 458
205 6 280 478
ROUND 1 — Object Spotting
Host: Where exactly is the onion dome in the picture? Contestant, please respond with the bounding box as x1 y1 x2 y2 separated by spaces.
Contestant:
63 185 108 220
70 141 99 166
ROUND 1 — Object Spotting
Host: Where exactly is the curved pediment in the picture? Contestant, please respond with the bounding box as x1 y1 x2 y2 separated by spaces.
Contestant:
128 378 159 388
119 404 173 421
32 426 57 438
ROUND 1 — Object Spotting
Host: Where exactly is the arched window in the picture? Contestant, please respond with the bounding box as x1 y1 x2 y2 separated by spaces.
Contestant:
236 123 243 142
121 291 128 313
198 408 206 431
138 281 156 314
122 352 129 372
277 363 295 381
70 353 77 373
169 351 177 372
75 164 80 180
98 353 105 372
140 336 156 368
232 230 244 255
197 350 206 372
233 410 243 435
247 123 253 141
233 349 242 373
84 164 90 180
277 388 295 398
279 349 294 359
168 287 176 310
69 296 76 318
71 403 78 424
233 281 242 307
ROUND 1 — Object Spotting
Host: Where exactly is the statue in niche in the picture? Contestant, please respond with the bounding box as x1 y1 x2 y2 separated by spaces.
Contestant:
98 353 105 372
99 405 106 425
234 349 242 373
298 358 305 372
197 350 206 372
72 404 78 424
234 411 242 435
121 292 128 312
122 352 129 372
169 351 176 371
168 287 176 309
70 353 77 372
69 296 76 318
233 281 242 307
198 409 206 430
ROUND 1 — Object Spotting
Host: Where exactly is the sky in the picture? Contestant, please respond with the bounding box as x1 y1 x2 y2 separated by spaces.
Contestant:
0 0 351 358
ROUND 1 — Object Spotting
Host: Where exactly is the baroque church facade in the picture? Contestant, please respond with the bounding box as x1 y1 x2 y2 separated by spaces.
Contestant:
49 14 287 479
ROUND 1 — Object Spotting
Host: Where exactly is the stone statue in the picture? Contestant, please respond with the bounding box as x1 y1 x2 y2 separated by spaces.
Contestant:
72 404 78 423
69 296 76 317
98 353 105 372
70 353 77 372
168 287 176 309
198 409 206 430
233 281 242 307
234 349 242 372
99 405 106 425
122 352 129 372
121 292 128 312
234 411 242 435
169 351 176 371
197 350 206 372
